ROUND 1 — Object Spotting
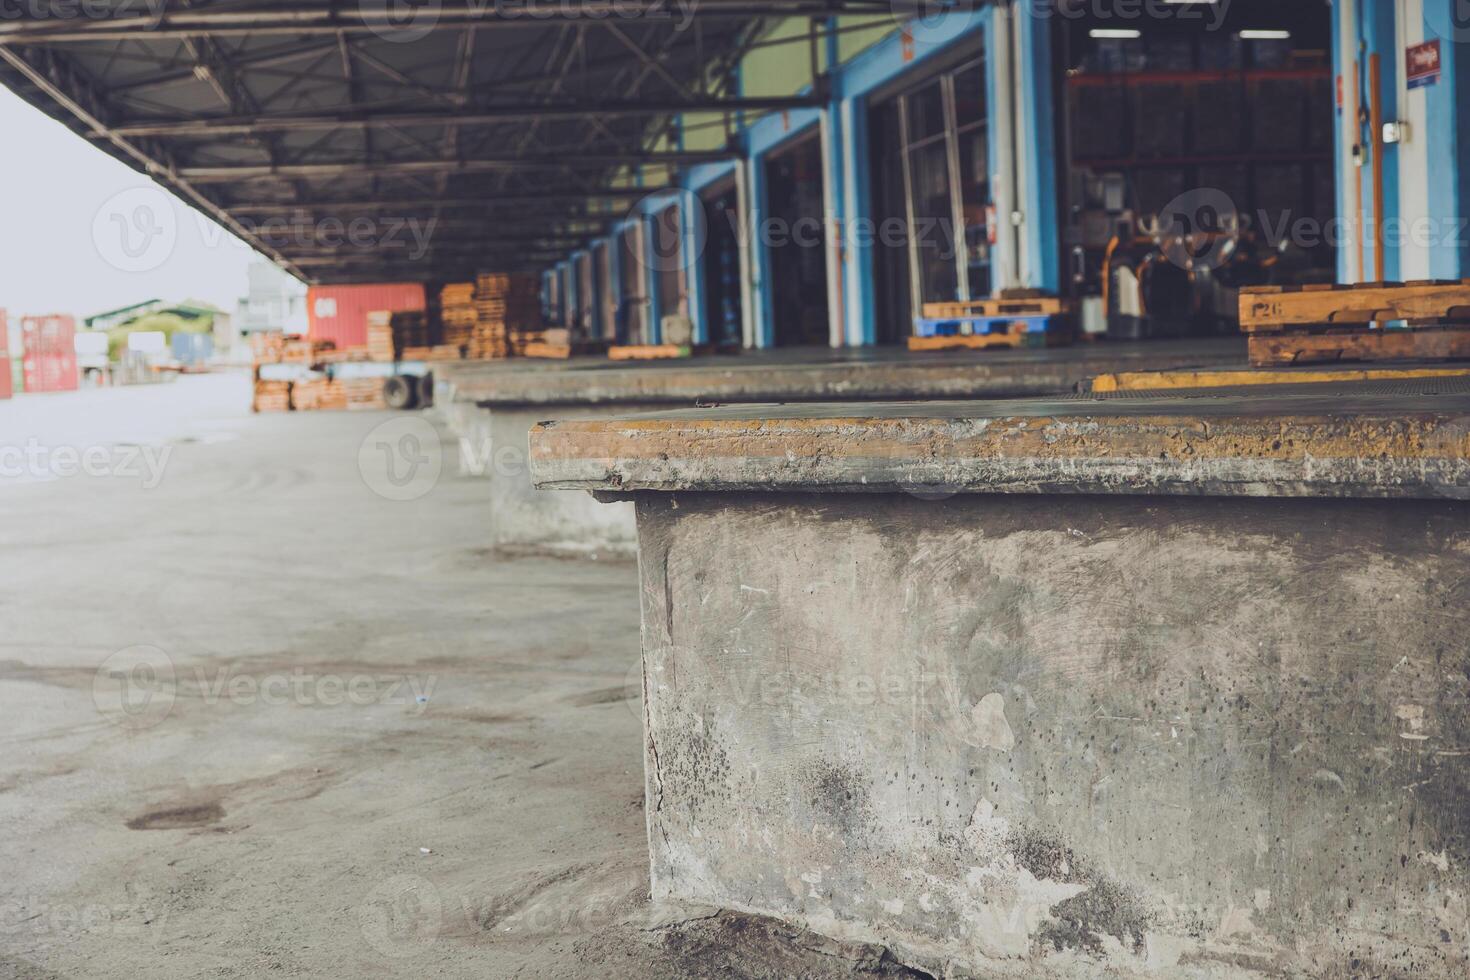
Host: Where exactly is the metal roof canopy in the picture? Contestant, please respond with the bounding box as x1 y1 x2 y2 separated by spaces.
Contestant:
0 0 932 282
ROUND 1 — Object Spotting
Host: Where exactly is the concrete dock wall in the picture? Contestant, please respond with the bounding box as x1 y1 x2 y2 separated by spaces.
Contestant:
631 490 1470 976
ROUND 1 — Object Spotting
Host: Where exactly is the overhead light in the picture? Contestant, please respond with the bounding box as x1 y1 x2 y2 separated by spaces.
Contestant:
1240 30 1292 40
1090 29 1142 39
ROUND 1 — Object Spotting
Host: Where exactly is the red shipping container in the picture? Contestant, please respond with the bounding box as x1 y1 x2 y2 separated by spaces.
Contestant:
21 314 78 394
307 283 426 350
0 309 11 400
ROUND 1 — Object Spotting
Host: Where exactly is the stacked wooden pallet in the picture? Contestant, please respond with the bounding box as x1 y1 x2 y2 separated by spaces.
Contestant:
250 330 287 363
440 282 477 352
910 296 1076 351
289 377 347 411
391 311 429 354
520 328 611 359
471 272 540 359
252 379 292 412
1239 281 1470 366
366 311 396 362
400 344 465 362
343 377 387 410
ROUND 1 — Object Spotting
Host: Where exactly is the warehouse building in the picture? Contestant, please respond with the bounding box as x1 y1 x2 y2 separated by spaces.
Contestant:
3 3 1467 977
538 0 1470 347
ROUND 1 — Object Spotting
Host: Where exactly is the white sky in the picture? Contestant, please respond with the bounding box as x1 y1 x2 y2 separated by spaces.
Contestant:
0 83 283 320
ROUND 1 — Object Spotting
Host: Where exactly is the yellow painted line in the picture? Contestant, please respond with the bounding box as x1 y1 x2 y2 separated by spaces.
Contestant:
1090 366 1470 393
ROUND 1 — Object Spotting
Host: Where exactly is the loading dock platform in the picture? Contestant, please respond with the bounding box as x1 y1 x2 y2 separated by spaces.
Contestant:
436 339 1244 557
528 381 1470 976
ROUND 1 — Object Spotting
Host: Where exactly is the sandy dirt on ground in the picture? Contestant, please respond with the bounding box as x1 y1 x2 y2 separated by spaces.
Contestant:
0 374 930 980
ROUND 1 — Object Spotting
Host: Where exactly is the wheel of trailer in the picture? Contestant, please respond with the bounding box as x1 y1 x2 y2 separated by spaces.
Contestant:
416 372 435 408
383 375 418 410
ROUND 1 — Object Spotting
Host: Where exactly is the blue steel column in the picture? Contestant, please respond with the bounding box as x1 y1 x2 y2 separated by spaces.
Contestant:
607 227 624 343
1015 1 1060 292
1360 0 1401 281
643 213 662 344
1424 0 1470 277
681 191 706 343
748 152 774 348
840 92 876 345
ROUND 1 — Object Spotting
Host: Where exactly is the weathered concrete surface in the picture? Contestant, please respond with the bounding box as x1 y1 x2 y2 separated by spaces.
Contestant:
632 490 1470 977
485 404 645 556
438 339 1245 407
1 375 934 980
437 341 1243 557
530 384 1470 500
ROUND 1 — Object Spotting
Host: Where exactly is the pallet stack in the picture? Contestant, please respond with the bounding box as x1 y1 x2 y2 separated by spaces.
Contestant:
390 311 429 355
250 330 287 363
400 344 466 362
1239 281 1470 366
471 272 540 359
440 282 477 354
909 295 1076 351
252 379 292 412
343 377 387 410
289 377 347 411
366 311 396 362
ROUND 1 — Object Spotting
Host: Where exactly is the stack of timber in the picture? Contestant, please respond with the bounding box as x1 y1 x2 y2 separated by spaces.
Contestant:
366 311 396 362
1239 281 1470 366
440 282 477 354
390 310 429 355
400 344 466 362
252 379 292 412
910 296 1076 351
520 327 611 359
289 377 347 411
250 330 287 363
471 272 540 359
343 377 387 410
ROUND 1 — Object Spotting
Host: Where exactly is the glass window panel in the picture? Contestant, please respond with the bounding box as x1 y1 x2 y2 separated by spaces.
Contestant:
905 79 947 142
952 60 985 128
907 139 958 304
957 126 991 298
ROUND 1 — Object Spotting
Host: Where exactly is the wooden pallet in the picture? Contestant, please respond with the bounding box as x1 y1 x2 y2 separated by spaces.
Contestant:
608 343 695 361
1247 326 1470 366
1240 279 1470 366
1239 280 1470 332
521 340 611 360
908 325 1028 352
921 295 1072 320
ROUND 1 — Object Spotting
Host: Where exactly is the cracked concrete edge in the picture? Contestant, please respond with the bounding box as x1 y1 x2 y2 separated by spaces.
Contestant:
436 347 1245 407
527 413 1470 500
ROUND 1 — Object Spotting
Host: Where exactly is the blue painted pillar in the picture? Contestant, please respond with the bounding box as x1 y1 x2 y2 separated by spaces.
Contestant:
607 229 624 343
643 214 662 344
563 258 577 329
1015 1 1060 292
839 92 876 345
682 192 707 343
1424 0 1470 277
748 154 774 348
821 101 846 347
1360 0 1401 281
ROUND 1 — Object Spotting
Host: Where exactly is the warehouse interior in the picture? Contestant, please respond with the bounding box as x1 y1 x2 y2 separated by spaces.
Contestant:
2 1 1469 978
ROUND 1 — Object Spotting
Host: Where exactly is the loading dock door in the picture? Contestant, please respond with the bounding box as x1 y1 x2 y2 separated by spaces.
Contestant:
576 252 594 339
594 243 614 340
1058 0 1336 337
763 134 830 346
617 222 649 344
701 181 744 347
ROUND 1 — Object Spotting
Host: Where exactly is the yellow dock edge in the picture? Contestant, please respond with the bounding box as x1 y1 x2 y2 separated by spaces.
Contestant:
1090 365 1470 393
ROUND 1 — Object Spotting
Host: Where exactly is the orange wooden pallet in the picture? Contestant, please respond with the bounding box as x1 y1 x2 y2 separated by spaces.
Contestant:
921 296 1072 320
1239 280 1470 366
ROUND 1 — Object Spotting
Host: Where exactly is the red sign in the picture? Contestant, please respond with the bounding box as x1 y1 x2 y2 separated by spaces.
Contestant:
1407 40 1441 90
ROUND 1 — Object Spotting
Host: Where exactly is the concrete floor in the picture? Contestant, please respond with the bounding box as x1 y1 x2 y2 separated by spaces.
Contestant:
0 375 920 980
